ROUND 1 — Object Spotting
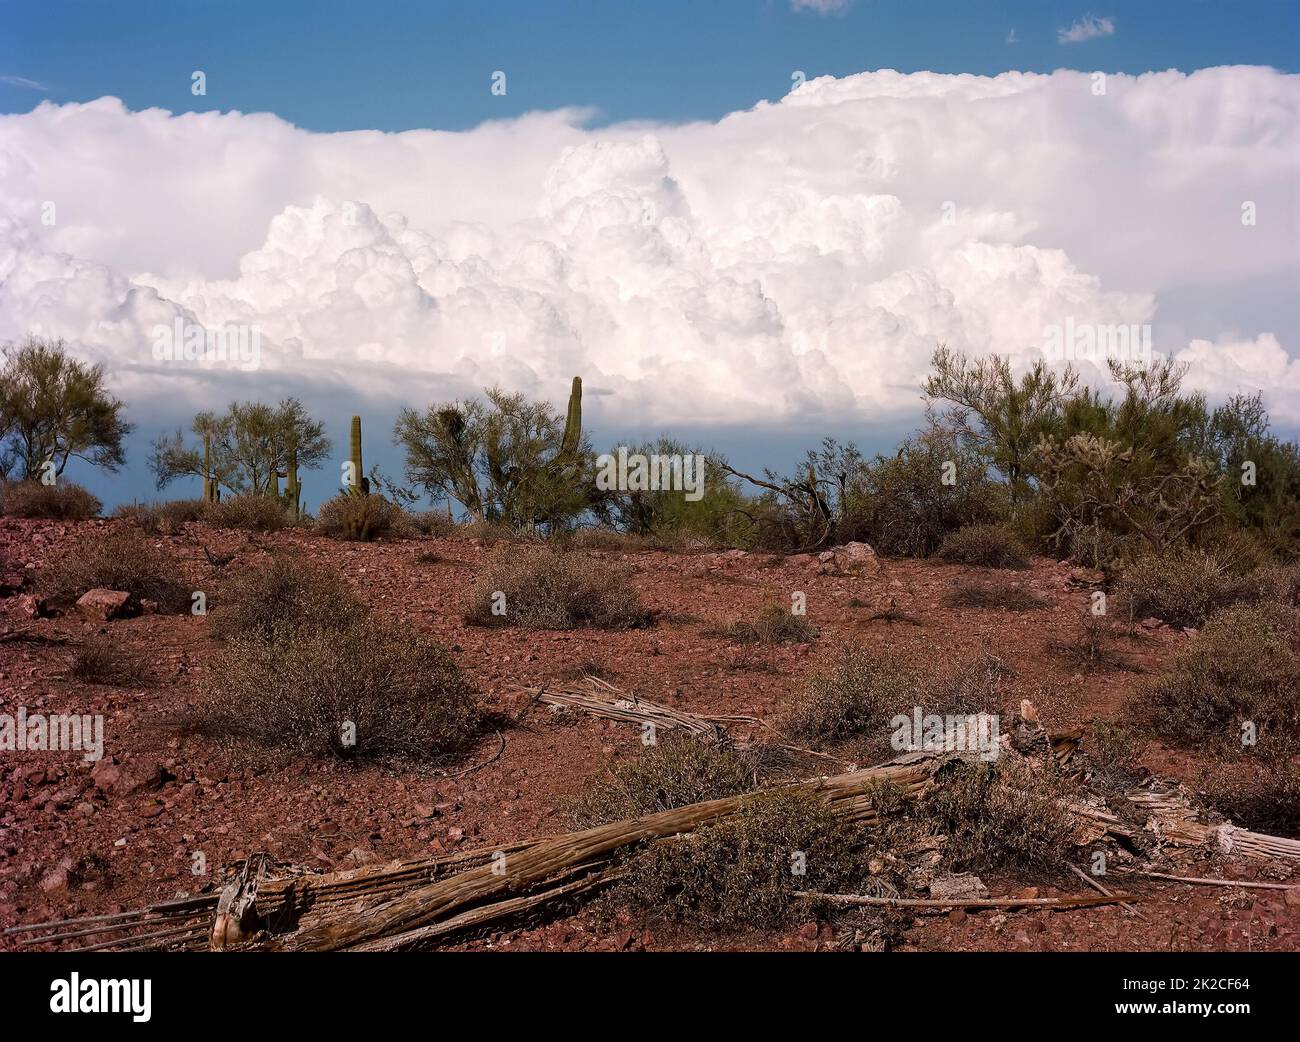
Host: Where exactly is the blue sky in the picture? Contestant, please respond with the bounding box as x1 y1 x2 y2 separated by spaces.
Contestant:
4 1 1298 131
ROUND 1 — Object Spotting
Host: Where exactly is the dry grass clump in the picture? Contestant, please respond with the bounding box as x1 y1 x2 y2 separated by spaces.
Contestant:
202 493 289 532
463 545 650 630
937 523 1029 569
928 758 1077 874
317 493 401 541
1085 718 1147 793
1 481 101 519
785 648 1001 753
68 637 146 686
1050 610 1125 673
945 579 1048 612
1119 548 1296 628
402 510 457 538
570 735 755 827
1197 753 1300 838
615 788 868 930
210 554 366 642
38 528 189 610
717 604 817 645
113 499 205 535
1129 603 1300 754
192 619 481 764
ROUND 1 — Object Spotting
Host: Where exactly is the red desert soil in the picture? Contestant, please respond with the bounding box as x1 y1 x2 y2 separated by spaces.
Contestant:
1 516 1296 951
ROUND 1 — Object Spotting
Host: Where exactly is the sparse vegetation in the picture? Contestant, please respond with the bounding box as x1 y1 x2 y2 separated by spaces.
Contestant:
945 579 1047 611
463 545 649 630
570 735 755 827
193 620 481 764
211 554 366 642
0 480 102 519
113 498 205 534
317 492 401 541
615 788 868 929
202 493 290 531
937 523 1028 568
1130 603 1300 754
716 604 816 645
68 638 146 686
38 528 189 610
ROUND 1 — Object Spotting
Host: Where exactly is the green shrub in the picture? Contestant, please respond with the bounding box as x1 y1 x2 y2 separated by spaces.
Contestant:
570 735 755 827
616 788 868 930
1 481 101 519
463 545 649 630
211 554 366 642
317 493 400 541
38 528 189 610
1130 604 1300 754
202 493 288 531
937 524 1028 568
193 619 481 764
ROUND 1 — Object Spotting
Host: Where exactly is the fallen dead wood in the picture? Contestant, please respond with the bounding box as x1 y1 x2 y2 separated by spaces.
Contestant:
1068 862 1146 920
795 890 1136 911
1117 870 1300 892
521 677 728 744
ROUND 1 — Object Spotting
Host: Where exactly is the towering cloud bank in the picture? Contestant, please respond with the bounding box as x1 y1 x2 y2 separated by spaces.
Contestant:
1 66 1297 426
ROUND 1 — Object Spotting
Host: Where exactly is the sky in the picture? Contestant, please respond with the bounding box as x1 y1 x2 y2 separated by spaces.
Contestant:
1 1 1298 509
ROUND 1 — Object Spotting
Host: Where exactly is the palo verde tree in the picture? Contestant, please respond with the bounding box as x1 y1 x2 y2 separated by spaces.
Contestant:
923 345 1079 505
149 398 330 499
394 378 591 531
0 335 133 482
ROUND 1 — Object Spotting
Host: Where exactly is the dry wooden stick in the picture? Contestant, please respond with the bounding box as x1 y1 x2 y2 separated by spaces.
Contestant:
1068 862 1146 921
1119 870 1300 892
796 890 1135 911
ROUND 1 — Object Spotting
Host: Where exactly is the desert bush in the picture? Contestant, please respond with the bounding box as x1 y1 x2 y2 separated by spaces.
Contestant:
929 758 1076 874
193 619 480 764
402 509 457 538
317 493 400 541
937 523 1028 568
202 493 288 532
570 735 755 827
945 579 1047 612
616 788 868 929
1086 718 1147 792
210 554 365 642
1121 548 1297 628
68 638 146 686
38 528 189 609
1130 603 1300 754
786 647 1001 752
718 605 817 645
0 481 101 519
1198 754 1300 837
113 498 204 535
1050 610 1124 673
463 545 649 630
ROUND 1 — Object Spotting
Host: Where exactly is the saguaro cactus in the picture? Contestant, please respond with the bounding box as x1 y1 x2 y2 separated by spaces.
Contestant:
349 415 370 495
560 376 582 459
282 445 302 518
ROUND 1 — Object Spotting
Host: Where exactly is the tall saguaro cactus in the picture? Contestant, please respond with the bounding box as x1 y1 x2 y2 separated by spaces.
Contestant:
560 376 582 460
281 444 302 518
349 415 369 495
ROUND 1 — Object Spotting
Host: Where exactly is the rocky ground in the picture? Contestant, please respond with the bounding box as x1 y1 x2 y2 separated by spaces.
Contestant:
1 516 1297 951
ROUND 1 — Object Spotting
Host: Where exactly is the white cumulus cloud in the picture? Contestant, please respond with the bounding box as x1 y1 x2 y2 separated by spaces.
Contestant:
0 66 1296 432
1058 14 1116 44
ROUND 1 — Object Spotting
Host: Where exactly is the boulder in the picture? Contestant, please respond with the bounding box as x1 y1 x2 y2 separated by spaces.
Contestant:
816 541 881 576
91 757 164 798
75 588 134 621
929 873 989 902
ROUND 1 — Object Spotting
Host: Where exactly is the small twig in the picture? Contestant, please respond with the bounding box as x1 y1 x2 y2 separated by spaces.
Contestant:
1068 863 1146 920
796 890 1134 911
